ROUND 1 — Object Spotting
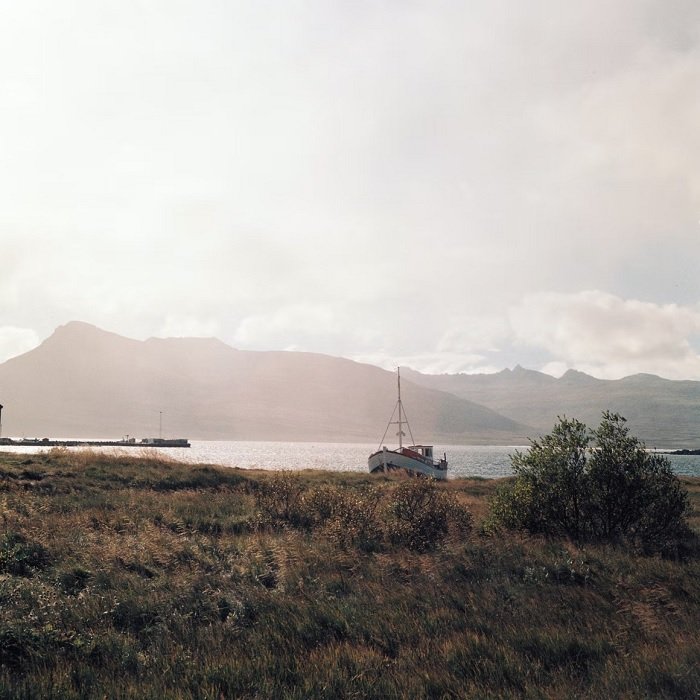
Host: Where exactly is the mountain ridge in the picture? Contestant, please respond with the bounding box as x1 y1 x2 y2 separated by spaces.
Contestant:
0 322 532 444
401 366 700 447
3 321 698 447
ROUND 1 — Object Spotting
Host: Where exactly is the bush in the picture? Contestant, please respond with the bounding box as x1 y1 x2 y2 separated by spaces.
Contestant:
254 473 307 528
254 474 472 552
489 412 691 551
322 486 383 552
387 479 472 552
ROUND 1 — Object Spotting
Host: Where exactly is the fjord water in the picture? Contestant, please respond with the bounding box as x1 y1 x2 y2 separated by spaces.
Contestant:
172 441 700 477
186 442 521 478
3 440 700 478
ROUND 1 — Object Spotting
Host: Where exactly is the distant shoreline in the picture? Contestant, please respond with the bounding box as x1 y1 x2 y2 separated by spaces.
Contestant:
0 437 190 448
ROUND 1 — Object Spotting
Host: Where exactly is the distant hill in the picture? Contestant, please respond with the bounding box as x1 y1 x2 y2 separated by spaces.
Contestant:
0 322 532 444
402 366 700 447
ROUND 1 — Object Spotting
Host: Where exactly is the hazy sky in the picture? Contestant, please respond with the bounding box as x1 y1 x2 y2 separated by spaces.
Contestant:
2 1 699 379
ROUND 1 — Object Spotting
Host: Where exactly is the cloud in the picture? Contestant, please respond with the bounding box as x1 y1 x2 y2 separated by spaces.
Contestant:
158 316 221 339
0 2 699 381
527 43 700 247
437 317 510 354
510 291 700 379
350 350 498 376
0 327 40 364
233 304 362 352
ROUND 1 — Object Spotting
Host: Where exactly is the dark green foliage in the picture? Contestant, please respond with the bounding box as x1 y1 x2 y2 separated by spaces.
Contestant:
515 634 613 677
0 625 53 669
110 599 161 634
490 412 692 550
57 567 92 595
586 413 691 550
491 417 590 539
152 465 245 491
0 533 50 576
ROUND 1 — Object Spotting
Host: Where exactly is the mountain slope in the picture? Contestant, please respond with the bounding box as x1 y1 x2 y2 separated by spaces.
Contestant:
402 366 700 447
0 322 532 444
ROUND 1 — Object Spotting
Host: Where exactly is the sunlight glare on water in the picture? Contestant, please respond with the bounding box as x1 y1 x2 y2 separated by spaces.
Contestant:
3 441 699 478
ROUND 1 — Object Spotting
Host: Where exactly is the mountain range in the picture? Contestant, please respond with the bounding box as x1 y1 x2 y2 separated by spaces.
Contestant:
402 366 700 447
0 321 698 447
0 322 529 444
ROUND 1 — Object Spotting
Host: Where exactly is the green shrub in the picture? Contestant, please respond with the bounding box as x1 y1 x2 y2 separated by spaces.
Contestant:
489 412 692 551
586 413 691 551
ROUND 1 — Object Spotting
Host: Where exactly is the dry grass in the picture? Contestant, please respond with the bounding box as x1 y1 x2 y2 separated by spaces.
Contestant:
0 450 698 698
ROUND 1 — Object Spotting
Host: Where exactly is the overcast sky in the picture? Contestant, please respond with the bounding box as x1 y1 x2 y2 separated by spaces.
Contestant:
1 1 699 379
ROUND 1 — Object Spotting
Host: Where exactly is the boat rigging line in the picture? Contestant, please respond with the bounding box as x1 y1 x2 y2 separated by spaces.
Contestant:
376 367 415 451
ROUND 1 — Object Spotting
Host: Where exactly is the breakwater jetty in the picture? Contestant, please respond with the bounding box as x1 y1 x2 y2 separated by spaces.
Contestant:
0 437 190 448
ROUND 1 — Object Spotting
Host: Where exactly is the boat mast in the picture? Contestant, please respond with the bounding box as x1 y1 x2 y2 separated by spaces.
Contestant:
376 367 414 451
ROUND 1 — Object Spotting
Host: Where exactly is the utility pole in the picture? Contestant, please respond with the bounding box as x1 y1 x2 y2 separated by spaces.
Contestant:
159 411 163 439
0 404 3 439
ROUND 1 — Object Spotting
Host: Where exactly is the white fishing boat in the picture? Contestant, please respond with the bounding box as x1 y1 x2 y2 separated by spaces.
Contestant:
368 368 448 479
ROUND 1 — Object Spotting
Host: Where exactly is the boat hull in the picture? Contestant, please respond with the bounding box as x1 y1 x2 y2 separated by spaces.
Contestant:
368 449 448 480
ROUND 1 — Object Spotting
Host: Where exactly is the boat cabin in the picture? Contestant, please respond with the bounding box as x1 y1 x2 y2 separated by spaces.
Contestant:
409 445 433 460
399 444 436 464
396 444 447 471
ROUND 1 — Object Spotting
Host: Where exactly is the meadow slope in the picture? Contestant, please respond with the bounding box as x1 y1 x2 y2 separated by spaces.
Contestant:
0 450 698 699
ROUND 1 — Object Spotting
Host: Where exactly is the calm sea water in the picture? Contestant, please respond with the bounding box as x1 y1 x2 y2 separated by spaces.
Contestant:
2 440 700 479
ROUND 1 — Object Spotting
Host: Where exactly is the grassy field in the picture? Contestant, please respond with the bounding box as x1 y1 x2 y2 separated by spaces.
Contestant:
0 449 698 699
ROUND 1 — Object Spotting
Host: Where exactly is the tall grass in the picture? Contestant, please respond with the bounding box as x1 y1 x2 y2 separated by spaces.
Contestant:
0 450 697 698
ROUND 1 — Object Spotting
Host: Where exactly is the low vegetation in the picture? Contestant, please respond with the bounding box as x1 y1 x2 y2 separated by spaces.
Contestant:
0 446 697 698
489 413 692 553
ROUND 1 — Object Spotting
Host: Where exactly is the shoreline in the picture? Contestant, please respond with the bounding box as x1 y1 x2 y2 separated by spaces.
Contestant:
0 437 190 448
